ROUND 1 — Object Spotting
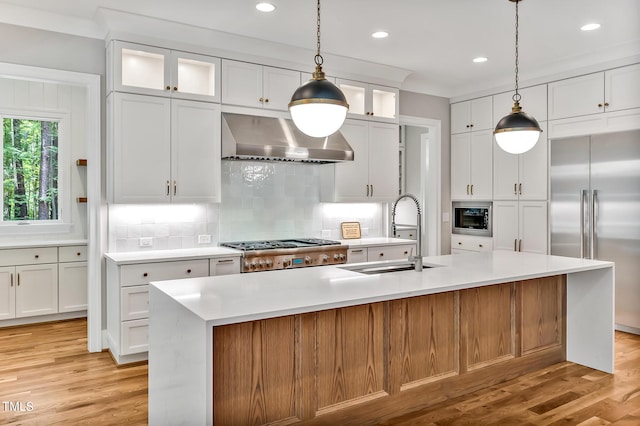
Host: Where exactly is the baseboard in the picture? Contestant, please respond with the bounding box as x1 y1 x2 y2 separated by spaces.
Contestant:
0 311 87 328
615 323 640 336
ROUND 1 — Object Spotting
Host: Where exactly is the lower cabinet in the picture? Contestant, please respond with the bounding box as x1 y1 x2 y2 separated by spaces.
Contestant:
211 276 565 425
347 243 416 264
493 201 548 254
58 246 88 313
450 235 493 254
107 255 241 364
15 264 58 318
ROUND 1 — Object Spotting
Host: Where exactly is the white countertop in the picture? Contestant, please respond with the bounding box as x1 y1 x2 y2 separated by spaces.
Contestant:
151 251 613 326
0 239 88 249
104 247 242 264
340 237 416 247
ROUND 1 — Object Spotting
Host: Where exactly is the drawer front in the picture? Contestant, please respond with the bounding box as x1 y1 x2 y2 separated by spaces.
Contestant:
395 229 417 240
121 285 149 321
347 248 367 264
451 236 493 252
210 257 241 276
369 244 415 261
0 247 57 267
59 245 88 262
121 319 148 355
120 259 209 287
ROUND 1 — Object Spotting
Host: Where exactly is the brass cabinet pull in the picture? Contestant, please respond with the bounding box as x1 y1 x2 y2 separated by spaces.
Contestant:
466 184 470 195
514 239 517 251
598 103 603 108
264 98 269 103
371 184 374 197
173 86 178 91
604 102 609 107
519 183 522 195
519 239 522 252
351 249 364 253
366 184 370 197
10 273 13 287
259 97 264 102
166 86 171 91
470 184 474 195
17 273 20 286
166 180 170 196
173 180 177 196
514 183 518 195
217 259 234 263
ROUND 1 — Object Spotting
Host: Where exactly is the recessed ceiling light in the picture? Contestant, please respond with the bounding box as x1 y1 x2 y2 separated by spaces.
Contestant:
473 57 488 63
371 31 389 39
256 3 276 12
581 23 601 31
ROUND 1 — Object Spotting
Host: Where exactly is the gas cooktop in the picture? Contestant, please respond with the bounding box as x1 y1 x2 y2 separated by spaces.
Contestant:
221 238 341 251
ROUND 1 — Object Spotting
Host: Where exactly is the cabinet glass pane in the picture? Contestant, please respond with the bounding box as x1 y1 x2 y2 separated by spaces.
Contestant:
340 84 365 115
177 58 216 97
373 89 396 119
121 48 165 91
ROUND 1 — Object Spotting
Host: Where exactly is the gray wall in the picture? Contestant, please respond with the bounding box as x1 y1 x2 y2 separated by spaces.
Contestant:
399 90 451 254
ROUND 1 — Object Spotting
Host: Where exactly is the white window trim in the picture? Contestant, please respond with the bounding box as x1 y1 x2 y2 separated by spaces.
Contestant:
0 109 71 233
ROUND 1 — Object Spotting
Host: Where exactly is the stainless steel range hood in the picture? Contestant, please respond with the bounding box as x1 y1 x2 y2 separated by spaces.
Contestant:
221 113 354 163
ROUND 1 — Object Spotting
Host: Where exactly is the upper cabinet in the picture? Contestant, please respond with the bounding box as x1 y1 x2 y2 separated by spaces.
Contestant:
221 59 301 111
451 96 493 134
336 79 399 123
108 41 221 103
548 64 640 120
450 129 493 200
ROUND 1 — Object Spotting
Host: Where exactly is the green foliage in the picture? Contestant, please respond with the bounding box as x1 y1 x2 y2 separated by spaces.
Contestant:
3 118 59 221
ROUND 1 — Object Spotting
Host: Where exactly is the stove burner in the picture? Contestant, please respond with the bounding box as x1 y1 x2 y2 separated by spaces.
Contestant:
221 238 341 251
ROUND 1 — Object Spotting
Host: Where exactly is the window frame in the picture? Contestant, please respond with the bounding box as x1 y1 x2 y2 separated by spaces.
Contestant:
0 109 71 233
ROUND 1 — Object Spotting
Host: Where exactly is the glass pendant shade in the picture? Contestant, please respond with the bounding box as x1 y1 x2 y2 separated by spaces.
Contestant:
289 77 349 137
494 103 542 154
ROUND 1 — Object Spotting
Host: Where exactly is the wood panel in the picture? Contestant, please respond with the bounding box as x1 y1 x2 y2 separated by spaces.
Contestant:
391 293 458 391
315 303 388 414
460 283 515 371
521 275 565 354
213 316 300 426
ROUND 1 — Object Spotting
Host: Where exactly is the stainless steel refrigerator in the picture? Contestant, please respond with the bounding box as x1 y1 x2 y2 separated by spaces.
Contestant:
550 129 640 333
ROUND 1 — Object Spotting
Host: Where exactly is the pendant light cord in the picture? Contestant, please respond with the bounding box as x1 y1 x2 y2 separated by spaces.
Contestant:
513 0 521 103
315 0 323 66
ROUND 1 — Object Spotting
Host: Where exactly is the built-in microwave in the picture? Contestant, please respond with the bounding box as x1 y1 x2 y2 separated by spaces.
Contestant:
452 202 492 237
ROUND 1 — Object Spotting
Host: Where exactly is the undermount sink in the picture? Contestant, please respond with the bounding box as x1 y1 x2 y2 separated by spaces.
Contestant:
339 261 437 275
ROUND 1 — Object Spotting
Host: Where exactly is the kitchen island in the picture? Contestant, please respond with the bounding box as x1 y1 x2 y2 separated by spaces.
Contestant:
148 251 614 425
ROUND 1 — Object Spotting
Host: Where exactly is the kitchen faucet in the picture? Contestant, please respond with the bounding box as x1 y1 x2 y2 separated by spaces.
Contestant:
391 194 423 271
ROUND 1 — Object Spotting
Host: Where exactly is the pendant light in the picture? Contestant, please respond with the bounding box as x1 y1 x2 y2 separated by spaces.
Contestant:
494 0 542 154
289 0 349 138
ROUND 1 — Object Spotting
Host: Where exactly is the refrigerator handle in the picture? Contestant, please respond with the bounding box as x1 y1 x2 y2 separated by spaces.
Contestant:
580 189 586 259
592 189 599 259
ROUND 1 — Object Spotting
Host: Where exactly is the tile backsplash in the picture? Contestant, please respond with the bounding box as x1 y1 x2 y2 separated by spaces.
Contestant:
107 161 385 252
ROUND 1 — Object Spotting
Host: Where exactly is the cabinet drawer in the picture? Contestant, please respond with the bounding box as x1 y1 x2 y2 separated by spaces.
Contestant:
210 257 240 276
347 248 367 264
394 229 417 240
451 236 493 252
119 259 209 287
0 247 57 267
121 285 149 321
59 245 88 262
369 244 415 260
121 319 148 355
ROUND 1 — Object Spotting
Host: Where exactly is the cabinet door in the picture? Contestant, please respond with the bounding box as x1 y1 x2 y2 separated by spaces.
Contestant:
469 130 493 199
470 96 493 131
0 267 16 320
605 64 640 112
221 60 263 108
121 319 148 355
210 257 241 276
112 41 170 96
171 100 221 203
110 93 171 203
121 285 149 321
15 264 58 318
368 122 399 201
519 201 548 254
58 262 87 313
370 84 399 123
337 79 368 120
451 101 472 134
262 67 301 111
332 120 370 201
451 133 471 199
518 122 548 201
493 201 519 251
548 72 604 120
493 140 520 200
170 51 221 103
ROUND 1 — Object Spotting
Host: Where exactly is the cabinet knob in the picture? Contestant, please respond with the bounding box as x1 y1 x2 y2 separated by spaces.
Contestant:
173 86 178 92
77 252 81 256
264 98 269 103
187 269 192 274
143 272 148 277
35 255 39 259
479 244 483 248
259 97 264 102
379 253 384 257
470 124 474 128
604 102 609 107
403 251 408 255
166 86 171 91
458 242 462 245
466 124 470 128
598 103 603 108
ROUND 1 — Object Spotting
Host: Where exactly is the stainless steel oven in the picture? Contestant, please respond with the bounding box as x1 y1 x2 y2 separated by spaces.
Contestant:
452 202 492 237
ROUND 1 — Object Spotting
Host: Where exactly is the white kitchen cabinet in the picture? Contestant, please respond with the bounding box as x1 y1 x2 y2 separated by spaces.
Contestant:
450 235 493 254
15 264 58 318
0 267 16 320
221 59 301 111
548 64 640 121
209 256 241 276
58 246 87 313
337 78 399 123
108 92 221 204
451 96 493 134
108 40 221 102
451 130 493 200
346 244 416 264
321 120 399 202
493 201 547 254
493 122 548 201
493 84 547 125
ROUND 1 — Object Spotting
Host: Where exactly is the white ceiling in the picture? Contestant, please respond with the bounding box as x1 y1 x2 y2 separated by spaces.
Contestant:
1 0 639 98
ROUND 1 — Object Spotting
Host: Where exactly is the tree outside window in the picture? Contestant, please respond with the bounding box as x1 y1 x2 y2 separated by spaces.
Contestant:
2 117 59 222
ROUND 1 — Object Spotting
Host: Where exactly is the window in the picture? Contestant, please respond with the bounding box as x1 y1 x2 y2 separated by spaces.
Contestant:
2 116 61 222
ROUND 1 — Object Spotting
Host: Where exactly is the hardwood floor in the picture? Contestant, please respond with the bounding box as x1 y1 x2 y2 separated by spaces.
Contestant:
0 319 638 425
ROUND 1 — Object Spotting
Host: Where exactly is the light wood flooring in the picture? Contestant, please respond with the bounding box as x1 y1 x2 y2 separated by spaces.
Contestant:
0 319 638 425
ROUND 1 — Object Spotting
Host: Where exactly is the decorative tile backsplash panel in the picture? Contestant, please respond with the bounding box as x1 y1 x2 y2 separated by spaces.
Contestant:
108 161 385 252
